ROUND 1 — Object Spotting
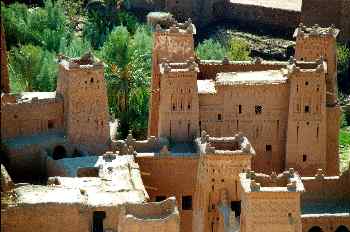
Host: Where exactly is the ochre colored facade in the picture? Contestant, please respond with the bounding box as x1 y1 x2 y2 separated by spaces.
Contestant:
1 22 349 232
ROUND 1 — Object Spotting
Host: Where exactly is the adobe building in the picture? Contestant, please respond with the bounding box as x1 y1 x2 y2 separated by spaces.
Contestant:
1 22 350 232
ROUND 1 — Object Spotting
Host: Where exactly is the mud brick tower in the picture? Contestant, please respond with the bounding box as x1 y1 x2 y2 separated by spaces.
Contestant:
57 53 110 154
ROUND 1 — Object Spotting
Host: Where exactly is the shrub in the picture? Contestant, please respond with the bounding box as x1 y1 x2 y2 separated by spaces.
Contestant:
196 39 227 60
9 44 57 92
228 37 251 61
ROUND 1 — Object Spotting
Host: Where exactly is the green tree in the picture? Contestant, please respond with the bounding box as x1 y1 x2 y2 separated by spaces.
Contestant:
227 37 251 61
337 44 350 95
1 0 70 53
84 0 138 49
101 25 152 138
196 39 227 60
9 44 57 92
59 36 91 58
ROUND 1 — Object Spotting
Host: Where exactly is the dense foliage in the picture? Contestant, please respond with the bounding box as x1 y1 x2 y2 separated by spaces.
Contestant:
196 37 251 61
337 44 350 96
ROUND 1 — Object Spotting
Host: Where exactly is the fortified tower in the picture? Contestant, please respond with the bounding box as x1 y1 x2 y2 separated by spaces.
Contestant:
285 58 328 176
57 53 110 154
148 20 199 141
293 24 341 175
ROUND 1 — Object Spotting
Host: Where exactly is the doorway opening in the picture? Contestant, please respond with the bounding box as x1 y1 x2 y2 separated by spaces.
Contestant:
92 211 106 232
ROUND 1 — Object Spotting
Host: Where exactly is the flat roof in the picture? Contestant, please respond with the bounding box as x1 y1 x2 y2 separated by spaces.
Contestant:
13 155 147 207
216 70 288 86
197 79 216 94
302 201 350 215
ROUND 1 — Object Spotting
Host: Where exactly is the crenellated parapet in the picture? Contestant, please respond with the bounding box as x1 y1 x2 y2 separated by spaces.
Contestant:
294 23 339 39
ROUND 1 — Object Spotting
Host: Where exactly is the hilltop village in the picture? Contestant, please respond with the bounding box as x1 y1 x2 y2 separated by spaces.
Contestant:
1 19 350 232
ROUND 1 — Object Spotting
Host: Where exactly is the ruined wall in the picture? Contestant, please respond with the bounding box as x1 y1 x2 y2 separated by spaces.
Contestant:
136 155 198 232
118 198 180 232
198 61 287 80
1 98 64 139
199 82 289 173
240 191 302 232
218 1 300 30
57 60 110 154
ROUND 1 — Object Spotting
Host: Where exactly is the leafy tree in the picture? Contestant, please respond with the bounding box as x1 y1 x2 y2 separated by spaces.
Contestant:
196 39 226 60
59 36 92 58
1 0 70 52
227 37 251 61
84 0 138 49
337 44 350 95
101 25 152 138
9 44 57 92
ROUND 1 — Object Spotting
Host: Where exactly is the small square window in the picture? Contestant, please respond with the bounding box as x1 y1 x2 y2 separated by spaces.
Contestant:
182 196 192 210
218 114 222 121
155 196 166 202
303 154 307 162
304 105 310 113
266 145 272 152
48 120 55 129
255 105 262 114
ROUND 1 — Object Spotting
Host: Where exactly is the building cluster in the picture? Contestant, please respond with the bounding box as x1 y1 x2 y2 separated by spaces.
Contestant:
1 21 349 232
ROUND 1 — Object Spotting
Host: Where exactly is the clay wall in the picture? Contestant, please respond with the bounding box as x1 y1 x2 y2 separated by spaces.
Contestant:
159 70 199 141
1 98 64 139
198 61 287 80
240 191 302 232
301 172 350 202
1 204 123 232
118 197 180 232
218 1 300 30
192 154 252 232
301 216 350 232
326 106 341 175
199 82 289 173
136 155 198 232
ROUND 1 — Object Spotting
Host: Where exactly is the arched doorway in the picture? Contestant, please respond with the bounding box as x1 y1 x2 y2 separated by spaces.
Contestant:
52 145 66 160
309 226 323 232
335 226 350 232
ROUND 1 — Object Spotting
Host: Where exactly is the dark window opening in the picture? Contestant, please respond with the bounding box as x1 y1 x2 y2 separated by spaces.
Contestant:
173 104 176 111
303 154 307 162
255 105 262 114
316 87 319 92
335 225 350 232
48 120 55 129
181 103 183 110
306 121 310 125
266 144 272 152
308 226 323 232
238 105 242 114
188 104 191 110
305 105 310 113
230 201 241 217
155 196 166 202
14 114 18 119
301 58 304 61
218 114 222 121
182 196 192 210
93 211 106 232
316 127 319 138
297 85 299 92
90 78 94 83
52 146 67 160
305 81 309 86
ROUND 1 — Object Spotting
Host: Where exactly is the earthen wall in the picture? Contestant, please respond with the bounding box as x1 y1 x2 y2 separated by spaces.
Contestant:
136 155 198 232
199 83 289 173
1 99 64 139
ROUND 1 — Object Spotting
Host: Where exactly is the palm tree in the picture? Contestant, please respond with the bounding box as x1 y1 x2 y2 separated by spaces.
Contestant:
101 25 152 138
